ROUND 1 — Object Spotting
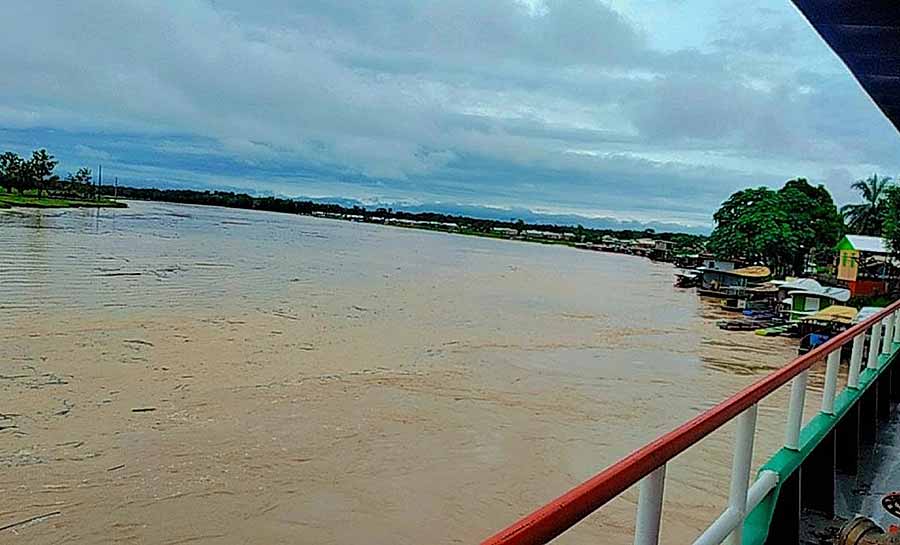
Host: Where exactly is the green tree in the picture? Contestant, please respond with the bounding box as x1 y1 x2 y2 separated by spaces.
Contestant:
65 167 93 198
708 179 842 276
777 178 843 271
841 174 891 235
708 187 794 273
28 149 58 197
0 151 23 193
881 185 900 253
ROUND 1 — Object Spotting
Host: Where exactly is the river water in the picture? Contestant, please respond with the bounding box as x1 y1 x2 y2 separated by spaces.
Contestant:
1 201 825 544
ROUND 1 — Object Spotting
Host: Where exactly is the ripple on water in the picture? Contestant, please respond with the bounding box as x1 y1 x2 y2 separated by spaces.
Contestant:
1 201 806 545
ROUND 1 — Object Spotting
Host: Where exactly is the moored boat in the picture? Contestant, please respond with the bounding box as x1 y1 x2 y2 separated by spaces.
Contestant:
797 305 858 354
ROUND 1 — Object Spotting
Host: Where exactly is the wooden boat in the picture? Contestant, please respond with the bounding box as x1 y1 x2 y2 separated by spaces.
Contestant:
718 310 784 331
674 270 701 288
755 323 798 336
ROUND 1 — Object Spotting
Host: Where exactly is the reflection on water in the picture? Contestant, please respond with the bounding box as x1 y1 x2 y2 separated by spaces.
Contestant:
1 201 816 545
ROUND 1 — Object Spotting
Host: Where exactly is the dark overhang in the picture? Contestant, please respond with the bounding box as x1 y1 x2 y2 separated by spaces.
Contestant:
791 0 900 131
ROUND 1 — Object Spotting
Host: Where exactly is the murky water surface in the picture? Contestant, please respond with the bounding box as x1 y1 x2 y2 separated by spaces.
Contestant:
1 202 819 544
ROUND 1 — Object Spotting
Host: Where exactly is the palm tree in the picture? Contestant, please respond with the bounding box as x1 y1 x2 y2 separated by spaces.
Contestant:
841 174 892 235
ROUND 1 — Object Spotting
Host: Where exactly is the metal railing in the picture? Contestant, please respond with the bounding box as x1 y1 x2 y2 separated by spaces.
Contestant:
481 298 900 545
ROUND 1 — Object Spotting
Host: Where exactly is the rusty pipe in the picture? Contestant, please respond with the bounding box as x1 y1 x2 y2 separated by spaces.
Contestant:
838 517 900 545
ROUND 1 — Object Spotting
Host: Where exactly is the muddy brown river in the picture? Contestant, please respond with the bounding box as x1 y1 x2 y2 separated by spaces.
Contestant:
1 201 828 544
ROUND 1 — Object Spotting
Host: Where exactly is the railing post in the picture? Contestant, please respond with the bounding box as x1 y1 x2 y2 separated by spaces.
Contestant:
894 310 900 344
785 370 808 450
726 405 758 545
849 334 864 389
882 316 894 355
821 349 841 415
868 323 882 370
634 464 666 545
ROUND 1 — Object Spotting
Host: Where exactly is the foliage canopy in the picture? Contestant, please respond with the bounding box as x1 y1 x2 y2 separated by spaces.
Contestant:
708 179 842 275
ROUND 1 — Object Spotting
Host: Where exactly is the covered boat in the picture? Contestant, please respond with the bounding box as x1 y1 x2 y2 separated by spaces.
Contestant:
674 269 701 288
698 265 771 298
780 278 850 320
797 305 859 354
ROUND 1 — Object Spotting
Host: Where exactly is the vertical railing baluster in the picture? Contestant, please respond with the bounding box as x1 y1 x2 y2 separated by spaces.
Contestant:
634 464 666 545
868 323 882 370
882 316 894 355
821 349 841 415
726 405 758 545
785 370 808 450
848 334 864 389
894 310 900 344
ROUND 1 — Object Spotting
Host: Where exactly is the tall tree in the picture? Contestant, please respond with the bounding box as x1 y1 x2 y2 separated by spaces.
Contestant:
0 151 23 193
708 187 794 273
778 178 843 271
27 149 58 197
881 185 900 254
841 174 891 235
708 179 842 276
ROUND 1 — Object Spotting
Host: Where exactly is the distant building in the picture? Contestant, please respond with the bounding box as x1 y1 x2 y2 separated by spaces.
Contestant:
651 240 675 262
654 240 675 252
524 230 563 240
492 227 520 236
835 234 898 296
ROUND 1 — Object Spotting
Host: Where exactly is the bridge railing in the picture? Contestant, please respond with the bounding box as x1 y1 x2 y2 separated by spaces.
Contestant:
481 298 900 545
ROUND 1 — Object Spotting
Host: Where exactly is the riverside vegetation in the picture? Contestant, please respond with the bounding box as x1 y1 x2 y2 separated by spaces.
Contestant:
4 147 898 270
0 149 123 208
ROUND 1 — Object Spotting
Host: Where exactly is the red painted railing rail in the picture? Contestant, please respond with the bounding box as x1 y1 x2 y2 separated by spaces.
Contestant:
481 298 900 545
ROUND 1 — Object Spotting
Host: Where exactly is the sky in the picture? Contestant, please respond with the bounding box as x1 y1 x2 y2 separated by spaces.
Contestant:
2 0 900 229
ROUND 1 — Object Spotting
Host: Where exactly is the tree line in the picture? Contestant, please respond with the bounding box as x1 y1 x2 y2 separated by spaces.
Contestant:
0 149 96 199
105 185 706 252
708 174 900 276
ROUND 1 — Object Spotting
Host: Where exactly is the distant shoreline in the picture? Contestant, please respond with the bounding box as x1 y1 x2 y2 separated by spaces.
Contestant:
0 191 126 209
100 185 705 260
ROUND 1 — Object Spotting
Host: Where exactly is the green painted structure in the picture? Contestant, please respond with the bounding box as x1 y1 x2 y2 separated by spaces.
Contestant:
742 339 900 544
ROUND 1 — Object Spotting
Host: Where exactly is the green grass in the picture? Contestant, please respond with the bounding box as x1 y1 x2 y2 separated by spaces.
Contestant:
0 191 127 209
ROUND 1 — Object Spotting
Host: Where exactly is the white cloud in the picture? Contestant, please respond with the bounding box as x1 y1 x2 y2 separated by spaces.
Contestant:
0 0 898 223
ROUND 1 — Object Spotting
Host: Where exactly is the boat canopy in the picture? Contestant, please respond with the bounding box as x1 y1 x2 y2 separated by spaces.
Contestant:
747 281 780 294
801 305 859 325
780 278 851 302
726 266 771 278
787 286 851 303
779 278 823 292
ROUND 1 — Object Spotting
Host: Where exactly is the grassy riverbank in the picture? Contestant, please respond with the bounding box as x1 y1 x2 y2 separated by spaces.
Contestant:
0 191 127 209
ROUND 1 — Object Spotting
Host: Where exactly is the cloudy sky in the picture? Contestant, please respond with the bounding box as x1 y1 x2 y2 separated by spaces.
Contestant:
2 0 899 227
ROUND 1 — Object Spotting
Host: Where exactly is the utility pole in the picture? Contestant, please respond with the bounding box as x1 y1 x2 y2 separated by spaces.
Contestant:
97 164 102 201
114 176 118 201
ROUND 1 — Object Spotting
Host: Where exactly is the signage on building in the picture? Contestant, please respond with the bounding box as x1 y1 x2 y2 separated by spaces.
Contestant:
837 249 859 281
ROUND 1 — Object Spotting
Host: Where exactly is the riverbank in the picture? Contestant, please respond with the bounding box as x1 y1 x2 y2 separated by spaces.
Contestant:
0 191 127 209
